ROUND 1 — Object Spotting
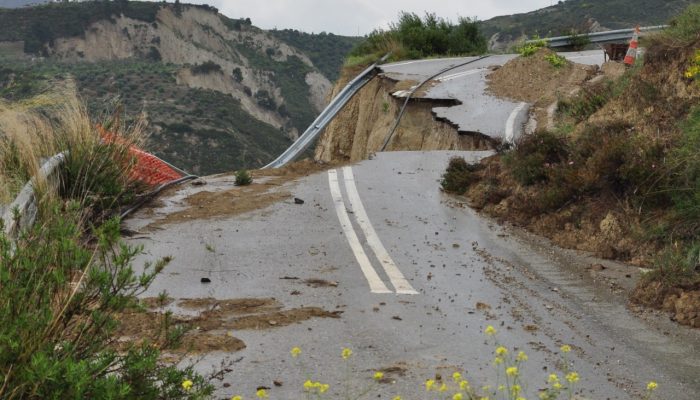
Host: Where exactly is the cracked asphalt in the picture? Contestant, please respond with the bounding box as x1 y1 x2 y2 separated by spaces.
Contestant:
125 151 700 399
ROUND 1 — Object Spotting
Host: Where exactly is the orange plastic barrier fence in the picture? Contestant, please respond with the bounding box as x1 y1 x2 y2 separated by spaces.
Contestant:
97 124 183 186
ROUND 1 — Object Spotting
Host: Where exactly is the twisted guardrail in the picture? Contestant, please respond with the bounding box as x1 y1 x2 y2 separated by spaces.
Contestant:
263 54 391 169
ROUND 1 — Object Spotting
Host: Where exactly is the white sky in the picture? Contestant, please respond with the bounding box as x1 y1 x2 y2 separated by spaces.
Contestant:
173 0 558 36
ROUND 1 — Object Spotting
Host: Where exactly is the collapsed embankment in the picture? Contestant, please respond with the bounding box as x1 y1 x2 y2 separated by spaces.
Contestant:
450 42 700 327
314 69 493 162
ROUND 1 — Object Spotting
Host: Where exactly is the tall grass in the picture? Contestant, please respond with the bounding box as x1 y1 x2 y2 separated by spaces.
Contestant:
0 82 212 398
0 81 145 221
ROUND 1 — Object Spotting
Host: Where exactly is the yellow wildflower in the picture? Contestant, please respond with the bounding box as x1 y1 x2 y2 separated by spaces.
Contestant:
565 372 580 383
319 383 330 393
426 379 436 391
498 385 506 391
516 397 527 400
553 382 563 390
438 383 448 393
255 389 268 398
452 371 462 382
493 357 504 365
393 396 402 400
459 379 470 390
495 346 508 356
560 345 571 353
290 346 301 357
453 394 464 400
373 371 384 381
181 379 193 391
485 325 496 335
511 384 521 395
548 373 559 383
342 348 352 360
231 396 242 400
506 366 519 377
303 380 314 391
516 351 528 362
647 381 658 391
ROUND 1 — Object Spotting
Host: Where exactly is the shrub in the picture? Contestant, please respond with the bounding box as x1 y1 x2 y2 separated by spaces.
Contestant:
441 156 483 193
557 81 612 122
0 204 212 399
503 131 568 186
518 36 548 57
348 12 487 64
662 4 700 44
235 169 252 186
545 53 567 68
190 61 222 75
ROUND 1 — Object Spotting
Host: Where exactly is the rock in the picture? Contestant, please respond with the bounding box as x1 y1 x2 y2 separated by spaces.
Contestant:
599 212 623 241
662 295 678 312
673 291 700 327
294 197 305 205
200 277 211 283
588 263 606 271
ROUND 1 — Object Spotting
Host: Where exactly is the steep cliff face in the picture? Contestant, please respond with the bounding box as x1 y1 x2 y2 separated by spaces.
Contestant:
49 6 329 137
0 2 355 174
315 75 492 162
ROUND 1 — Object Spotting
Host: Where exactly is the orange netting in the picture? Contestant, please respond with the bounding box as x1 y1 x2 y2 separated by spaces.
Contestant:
97 124 183 186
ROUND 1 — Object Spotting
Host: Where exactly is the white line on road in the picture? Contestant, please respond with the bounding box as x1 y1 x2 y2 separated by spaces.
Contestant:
328 170 392 294
342 167 419 295
437 68 485 82
505 102 528 143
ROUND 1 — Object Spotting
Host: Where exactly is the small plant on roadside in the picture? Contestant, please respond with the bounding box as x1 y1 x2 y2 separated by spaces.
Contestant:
518 35 548 57
441 156 484 193
235 169 253 186
684 49 700 81
256 327 658 400
545 53 567 68
382 101 390 114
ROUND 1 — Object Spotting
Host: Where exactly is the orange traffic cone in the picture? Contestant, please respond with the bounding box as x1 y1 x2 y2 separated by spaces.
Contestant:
623 26 641 66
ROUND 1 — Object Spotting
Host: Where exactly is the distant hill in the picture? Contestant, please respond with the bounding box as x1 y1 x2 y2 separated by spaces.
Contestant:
0 1 360 174
480 0 700 51
0 0 48 8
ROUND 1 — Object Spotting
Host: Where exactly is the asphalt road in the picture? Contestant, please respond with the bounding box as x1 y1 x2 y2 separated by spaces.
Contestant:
126 151 700 399
380 50 605 143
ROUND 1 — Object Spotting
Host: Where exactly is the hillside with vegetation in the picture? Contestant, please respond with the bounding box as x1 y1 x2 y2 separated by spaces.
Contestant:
481 0 700 50
0 1 358 174
444 4 700 326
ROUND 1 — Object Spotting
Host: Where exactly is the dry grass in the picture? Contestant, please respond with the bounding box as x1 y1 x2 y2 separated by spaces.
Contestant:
0 79 147 216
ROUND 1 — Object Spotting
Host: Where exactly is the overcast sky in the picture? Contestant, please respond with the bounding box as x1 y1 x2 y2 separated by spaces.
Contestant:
175 0 557 36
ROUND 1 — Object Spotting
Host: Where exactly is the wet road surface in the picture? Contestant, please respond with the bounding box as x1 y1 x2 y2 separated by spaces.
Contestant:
126 151 700 399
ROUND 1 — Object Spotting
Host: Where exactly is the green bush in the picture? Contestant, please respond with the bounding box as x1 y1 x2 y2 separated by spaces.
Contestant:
545 53 567 68
662 4 700 44
349 12 487 63
190 61 222 75
0 206 212 398
441 156 483 193
235 169 253 186
518 36 548 57
503 131 568 186
666 107 700 236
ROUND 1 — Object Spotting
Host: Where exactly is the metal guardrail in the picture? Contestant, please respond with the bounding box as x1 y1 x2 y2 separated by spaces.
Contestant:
263 54 390 169
1 152 66 240
530 25 667 48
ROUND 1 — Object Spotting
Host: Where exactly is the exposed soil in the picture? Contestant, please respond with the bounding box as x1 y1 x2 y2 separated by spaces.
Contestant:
144 159 342 228
115 297 342 355
466 44 700 327
488 48 597 106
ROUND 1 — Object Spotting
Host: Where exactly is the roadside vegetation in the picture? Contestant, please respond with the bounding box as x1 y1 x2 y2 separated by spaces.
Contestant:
0 86 212 398
443 4 700 324
225 327 657 399
346 11 487 67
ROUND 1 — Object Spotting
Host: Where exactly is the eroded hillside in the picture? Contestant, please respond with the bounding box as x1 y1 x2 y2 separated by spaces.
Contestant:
0 1 357 174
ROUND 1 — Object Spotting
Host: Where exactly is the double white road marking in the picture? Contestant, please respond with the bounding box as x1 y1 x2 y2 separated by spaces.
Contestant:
328 167 418 295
